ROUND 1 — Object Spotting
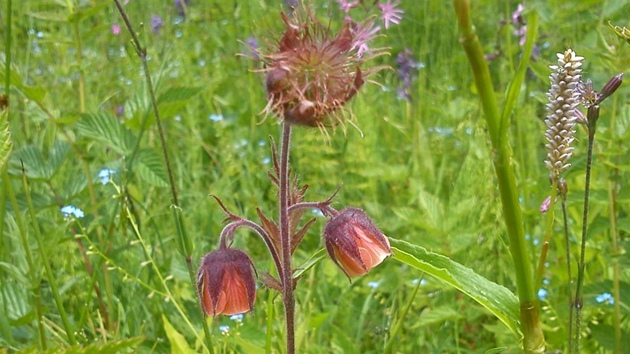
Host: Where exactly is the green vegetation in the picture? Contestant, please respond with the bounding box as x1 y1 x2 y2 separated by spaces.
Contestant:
1 0 629 353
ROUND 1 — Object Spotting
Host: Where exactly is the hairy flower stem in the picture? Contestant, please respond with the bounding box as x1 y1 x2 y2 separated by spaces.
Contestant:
561 198 573 351
279 122 296 354
112 1 213 352
453 1 544 352
572 125 596 353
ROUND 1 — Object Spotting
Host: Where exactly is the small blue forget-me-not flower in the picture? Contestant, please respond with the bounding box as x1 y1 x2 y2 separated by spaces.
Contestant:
61 205 85 219
595 292 614 305
98 168 116 185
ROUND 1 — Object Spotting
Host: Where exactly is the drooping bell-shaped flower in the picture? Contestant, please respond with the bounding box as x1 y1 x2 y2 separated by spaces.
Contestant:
262 8 382 128
196 248 257 316
323 208 392 278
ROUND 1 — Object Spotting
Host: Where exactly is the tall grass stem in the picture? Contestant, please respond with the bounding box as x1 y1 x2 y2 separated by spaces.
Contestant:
453 1 544 352
112 1 212 351
21 163 77 345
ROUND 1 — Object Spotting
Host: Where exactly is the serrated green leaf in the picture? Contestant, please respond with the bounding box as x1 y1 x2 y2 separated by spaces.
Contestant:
134 149 168 187
390 238 521 338
49 140 70 176
10 145 49 180
76 112 136 155
158 87 203 104
0 110 11 170
162 315 195 354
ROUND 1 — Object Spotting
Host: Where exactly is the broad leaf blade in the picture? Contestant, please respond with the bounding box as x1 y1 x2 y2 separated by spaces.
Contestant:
390 238 521 337
76 112 136 155
157 86 203 104
162 315 196 354
134 148 169 187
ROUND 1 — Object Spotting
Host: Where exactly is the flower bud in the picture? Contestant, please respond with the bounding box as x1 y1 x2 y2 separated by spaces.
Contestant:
323 208 392 278
196 248 256 316
595 72 623 105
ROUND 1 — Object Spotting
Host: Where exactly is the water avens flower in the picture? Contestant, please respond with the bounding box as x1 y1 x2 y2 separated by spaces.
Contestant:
196 248 257 316
262 9 382 128
323 208 392 278
544 49 583 182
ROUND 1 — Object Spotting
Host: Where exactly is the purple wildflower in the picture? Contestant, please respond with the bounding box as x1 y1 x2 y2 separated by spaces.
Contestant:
174 0 190 15
151 15 164 34
349 20 381 58
336 0 359 13
395 48 417 100
511 3 525 26
377 0 403 29
244 36 260 60
111 24 121 36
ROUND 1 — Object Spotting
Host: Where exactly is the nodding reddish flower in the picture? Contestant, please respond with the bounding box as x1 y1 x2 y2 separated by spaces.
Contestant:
262 9 383 128
196 249 257 316
323 208 392 278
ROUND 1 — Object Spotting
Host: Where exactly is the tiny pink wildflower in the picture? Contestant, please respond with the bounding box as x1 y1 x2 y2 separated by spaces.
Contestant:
111 24 121 36
336 0 359 13
377 0 403 29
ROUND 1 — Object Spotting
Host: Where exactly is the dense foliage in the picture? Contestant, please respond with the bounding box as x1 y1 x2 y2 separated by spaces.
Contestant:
1 0 629 353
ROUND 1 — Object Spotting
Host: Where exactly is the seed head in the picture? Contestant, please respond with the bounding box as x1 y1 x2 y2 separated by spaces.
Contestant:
262 9 382 128
544 49 583 182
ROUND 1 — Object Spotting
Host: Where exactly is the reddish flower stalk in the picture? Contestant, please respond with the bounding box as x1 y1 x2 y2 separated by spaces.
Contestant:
197 7 388 354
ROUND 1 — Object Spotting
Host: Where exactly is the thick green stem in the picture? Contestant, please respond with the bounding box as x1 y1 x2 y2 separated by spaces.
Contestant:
453 1 544 352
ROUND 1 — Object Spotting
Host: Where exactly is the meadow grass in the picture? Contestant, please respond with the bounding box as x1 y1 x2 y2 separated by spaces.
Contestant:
1 0 629 353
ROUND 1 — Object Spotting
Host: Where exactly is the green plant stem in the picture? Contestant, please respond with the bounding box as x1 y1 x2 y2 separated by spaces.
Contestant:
112 1 212 352
71 20 86 113
453 1 544 352
4 170 46 349
573 125 596 353
607 177 622 354
607 93 622 354
535 186 557 288
383 278 421 353
278 122 295 354
20 164 77 345
561 197 573 352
